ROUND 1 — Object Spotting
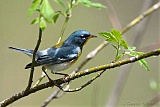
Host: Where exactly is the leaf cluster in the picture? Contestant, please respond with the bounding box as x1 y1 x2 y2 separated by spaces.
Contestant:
99 29 150 71
28 0 106 30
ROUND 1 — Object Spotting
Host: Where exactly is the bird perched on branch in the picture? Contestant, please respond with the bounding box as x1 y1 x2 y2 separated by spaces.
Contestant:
9 30 97 79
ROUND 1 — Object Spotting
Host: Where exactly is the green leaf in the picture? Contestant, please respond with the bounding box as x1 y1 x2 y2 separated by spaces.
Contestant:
128 46 136 51
80 0 106 8
99 32 118 43
88 2 106 8
40 0 54 21
120 39 128 49
138 59 150 71
31 17 40 24
28 0 41 16
54 0 66 8
125 50 150 71
111 29 122 41
40 17 46 31
53 11 61 23
44 17 53 24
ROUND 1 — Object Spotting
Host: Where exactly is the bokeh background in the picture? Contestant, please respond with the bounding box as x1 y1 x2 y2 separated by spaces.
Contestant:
0 0 159 107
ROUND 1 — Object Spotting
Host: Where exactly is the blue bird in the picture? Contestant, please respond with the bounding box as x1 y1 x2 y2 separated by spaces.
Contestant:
9 30 97 78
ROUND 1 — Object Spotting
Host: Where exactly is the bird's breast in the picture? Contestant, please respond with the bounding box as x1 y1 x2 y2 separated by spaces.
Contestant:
44 62 73 74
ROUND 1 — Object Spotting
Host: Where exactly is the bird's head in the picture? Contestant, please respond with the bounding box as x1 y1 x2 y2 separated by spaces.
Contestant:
64 30 97 48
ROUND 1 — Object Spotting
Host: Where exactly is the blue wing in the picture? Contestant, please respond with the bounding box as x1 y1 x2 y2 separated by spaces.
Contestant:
25 46 79 69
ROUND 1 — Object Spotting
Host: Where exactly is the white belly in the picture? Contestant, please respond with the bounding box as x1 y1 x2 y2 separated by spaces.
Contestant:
44 62 72 74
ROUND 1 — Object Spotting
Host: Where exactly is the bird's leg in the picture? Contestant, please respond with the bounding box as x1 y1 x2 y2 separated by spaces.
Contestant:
42 67 53 82
54 72 70 84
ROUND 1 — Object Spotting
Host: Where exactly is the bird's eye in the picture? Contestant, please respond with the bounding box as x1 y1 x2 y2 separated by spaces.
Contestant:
81 35 84 37
81 34 89 38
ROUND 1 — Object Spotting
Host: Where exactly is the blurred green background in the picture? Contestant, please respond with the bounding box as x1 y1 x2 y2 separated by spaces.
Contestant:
0 0 159 107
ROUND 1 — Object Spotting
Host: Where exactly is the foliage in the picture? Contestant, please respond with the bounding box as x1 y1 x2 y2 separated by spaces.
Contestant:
99 29 150 71
28 0 106 30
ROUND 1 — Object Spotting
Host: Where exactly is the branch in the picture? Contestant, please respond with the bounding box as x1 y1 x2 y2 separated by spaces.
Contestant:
106 1 159 106
41 87 65 107
59 70 105 92
1 48 160 107
25 27 42 92
122 1 160 34
57 14 70 44
73 1 160 74
24 1 160 106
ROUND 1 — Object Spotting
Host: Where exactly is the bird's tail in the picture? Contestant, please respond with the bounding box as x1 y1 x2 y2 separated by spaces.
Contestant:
9 46 34 58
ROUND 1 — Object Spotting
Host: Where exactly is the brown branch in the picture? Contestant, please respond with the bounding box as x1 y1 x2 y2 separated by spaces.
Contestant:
25 0 43 92
41 88 65 107
25 27 42 92
1 48 160 107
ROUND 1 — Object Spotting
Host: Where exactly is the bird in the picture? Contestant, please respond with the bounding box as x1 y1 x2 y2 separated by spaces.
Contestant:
9 30 97 79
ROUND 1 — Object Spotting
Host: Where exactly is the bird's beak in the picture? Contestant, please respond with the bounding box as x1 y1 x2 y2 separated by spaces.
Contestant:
84 34 97 45
89 35 97 38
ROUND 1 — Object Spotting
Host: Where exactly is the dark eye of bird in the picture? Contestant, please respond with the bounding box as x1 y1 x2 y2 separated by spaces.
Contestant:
81 34 89 38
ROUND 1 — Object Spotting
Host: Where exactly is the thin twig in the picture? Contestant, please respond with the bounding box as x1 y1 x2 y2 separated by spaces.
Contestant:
41 88 65 107
41 83 67 107
121 1 160 34
1 48 160 107
60 70 105 92
33 71 45 87
25 27 42 92
57 15 70 44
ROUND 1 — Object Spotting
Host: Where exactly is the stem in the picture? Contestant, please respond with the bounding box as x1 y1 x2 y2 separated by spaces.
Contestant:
57 0 79 44
57 16 69 44
115 44 120 61
25 28 42 92
25 0 44 92
121 2 160 34
1 48 160 107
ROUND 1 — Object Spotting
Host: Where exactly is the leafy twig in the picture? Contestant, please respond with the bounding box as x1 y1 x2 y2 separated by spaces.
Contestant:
1 48 160 107
72 1 160 74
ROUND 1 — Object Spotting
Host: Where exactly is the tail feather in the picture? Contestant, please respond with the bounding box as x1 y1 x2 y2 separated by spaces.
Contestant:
9 46 25 51
9 46 41 69
25 63 32 69
9 46 33 57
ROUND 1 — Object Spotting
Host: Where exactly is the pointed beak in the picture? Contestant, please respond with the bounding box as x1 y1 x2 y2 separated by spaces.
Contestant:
89 34 97 38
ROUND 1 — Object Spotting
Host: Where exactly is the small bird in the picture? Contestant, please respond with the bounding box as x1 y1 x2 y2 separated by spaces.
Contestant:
9 30 97 78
